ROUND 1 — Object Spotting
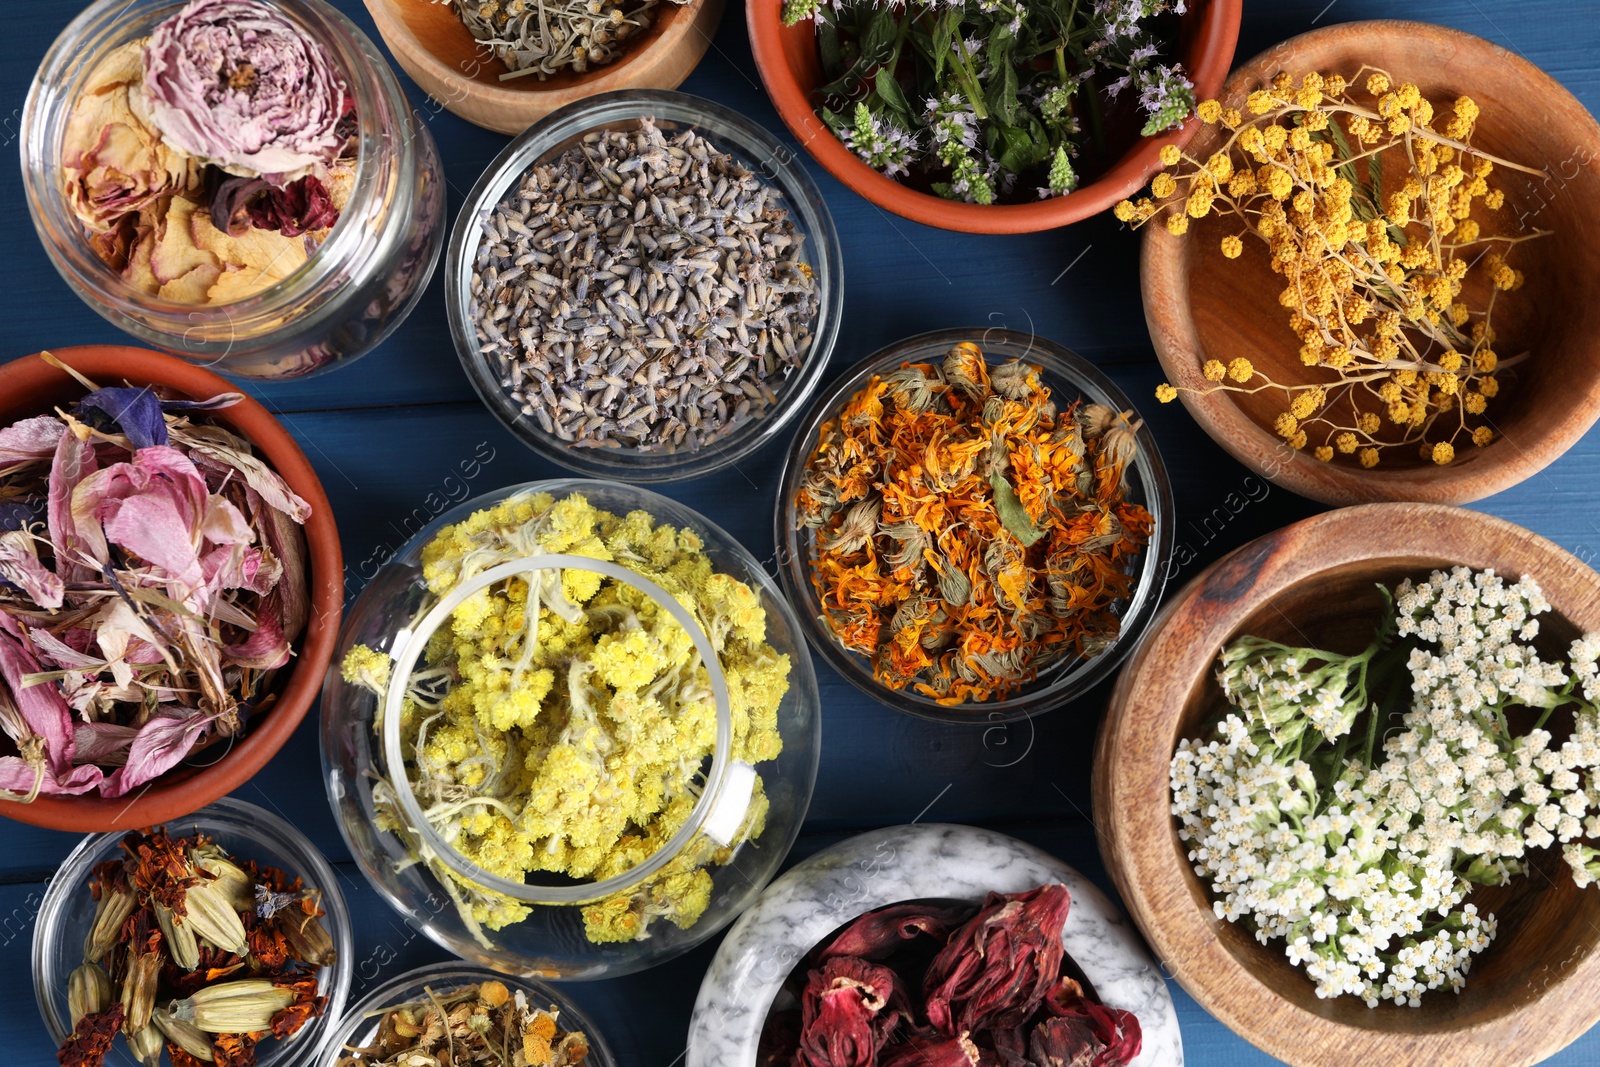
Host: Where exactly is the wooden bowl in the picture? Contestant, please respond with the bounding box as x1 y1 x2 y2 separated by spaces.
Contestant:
365 0 726 135
1093 503 1600 1066
748 0 1240 234
0 346 343 832
1143 21 1600 505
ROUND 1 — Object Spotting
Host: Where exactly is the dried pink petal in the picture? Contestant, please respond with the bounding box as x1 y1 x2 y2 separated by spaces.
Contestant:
0 531 65 609
47 429 102 582
71 722 139 767
0 614 77 770
0 416 67 464
100 712 213 797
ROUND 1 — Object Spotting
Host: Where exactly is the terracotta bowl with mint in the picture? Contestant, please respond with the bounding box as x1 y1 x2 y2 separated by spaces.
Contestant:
1096 503 1600 1066
749 0 1240 233
0 346 342 832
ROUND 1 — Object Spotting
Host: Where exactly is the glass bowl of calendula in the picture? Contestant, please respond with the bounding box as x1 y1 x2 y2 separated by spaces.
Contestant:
320 479 821 979
774 327 1174 725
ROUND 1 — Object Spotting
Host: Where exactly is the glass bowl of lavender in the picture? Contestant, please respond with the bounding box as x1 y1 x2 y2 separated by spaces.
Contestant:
445 89 843 484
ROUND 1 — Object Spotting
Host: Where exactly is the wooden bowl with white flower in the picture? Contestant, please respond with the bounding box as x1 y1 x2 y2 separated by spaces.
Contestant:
1140 20 1600 505
1093 502 1600 1067
364 0 725 136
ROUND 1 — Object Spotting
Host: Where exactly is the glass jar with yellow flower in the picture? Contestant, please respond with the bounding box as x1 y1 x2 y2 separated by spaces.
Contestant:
320 479 821 979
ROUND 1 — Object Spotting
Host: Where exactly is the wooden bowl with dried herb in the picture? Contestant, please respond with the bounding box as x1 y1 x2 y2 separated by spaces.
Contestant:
364 0 725 135
0 346 342 832
1136 21 1600 505
1095 503 1600 1065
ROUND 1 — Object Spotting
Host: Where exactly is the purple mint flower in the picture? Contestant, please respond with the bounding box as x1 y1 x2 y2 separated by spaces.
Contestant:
141 0 350 184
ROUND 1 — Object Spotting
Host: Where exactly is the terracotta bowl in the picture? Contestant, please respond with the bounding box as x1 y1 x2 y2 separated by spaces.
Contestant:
748 0 1240 233
0 346 343 832
1143 20 1600 505
365 0 726 135
1093 503 1600 1066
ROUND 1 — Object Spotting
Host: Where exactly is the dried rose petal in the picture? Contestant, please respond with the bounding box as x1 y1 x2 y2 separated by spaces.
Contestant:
141 0 349 182
820 901 976 962
796 956 905 1067
60 41 200 232
924 884 1072 1037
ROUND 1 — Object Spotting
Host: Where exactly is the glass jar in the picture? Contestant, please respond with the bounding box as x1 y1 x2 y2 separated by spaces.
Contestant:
445 90 843 482
774 327 1175 724
318 963 617 1067
321 479 821 978
21 0 446 380
33 796 355 1067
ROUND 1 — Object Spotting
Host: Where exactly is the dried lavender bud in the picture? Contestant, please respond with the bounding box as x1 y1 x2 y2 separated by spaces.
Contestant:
469 118 819 454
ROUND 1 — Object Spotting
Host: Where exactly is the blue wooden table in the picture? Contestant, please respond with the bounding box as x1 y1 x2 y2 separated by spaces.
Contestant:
4 1 1599 1064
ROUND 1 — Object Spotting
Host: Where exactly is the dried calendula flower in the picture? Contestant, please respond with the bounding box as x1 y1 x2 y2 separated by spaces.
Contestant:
795 345 1153 705
336 982 591 1067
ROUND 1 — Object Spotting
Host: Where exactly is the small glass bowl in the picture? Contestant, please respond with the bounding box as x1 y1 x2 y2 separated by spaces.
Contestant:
21 0 445 380
33 796 355 1067
319 963 616 1067
321 479 822 978
445 89 843 483
773 328 1174 724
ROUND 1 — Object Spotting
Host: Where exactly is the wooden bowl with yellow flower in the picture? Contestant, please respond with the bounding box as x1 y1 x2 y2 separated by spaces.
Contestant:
1134 20 1600 506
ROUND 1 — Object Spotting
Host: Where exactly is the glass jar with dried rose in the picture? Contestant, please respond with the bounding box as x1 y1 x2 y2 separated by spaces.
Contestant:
21 0 445 380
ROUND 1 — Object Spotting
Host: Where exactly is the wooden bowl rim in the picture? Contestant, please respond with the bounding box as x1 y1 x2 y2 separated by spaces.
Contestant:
0 346 343 832
746 0 1243 234
364 0 716 107
1093 502 1600 1065
1141 18 1600 506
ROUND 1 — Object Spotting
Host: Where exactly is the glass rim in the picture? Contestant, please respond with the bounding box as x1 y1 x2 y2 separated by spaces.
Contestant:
32 795 355 1067
318 962 617 1067
773 326 1176 724
443 88 845 483
379 550 741 904
19 0 412 332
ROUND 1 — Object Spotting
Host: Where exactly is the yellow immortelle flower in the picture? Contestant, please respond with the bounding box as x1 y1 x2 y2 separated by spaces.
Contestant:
1160 144 1182 166
1288 430 1308 450
1465 392 1487 415
1313 445 1334 461
1197 99 1223 123
1247 89 1276 114
1113 200 1136 222
1480 376 1499 398
1227 357 1254 382
1156 383 1179 403
1473 426 1495 446
1358 413 1381 434
1203 359 1228 381
1151 173 1178 199
1166 214 1190 236
1475 349 1498 373
1437 350 1463 373
1274 412 1299 438
1220 235 1244 259
1289 389 1323 419
1359 447 1380 468
1336 432 1359 454
1366 72 1391 95
1431 441 1455 465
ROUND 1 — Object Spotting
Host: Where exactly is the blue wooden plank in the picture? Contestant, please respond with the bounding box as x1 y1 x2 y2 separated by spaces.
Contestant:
5 0 1600 1065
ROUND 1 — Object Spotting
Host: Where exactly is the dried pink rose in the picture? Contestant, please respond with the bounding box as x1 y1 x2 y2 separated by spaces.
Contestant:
923 885 1073 1037
60 40 201 231
141 0 350 183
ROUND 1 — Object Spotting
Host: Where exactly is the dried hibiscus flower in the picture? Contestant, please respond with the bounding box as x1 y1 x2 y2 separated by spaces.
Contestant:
924 885 1072 1036
795 957 905 1067
0 354 311 802
763 885 1139 1067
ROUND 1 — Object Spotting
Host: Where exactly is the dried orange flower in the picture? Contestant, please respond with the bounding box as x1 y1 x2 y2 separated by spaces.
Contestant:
795 343 1152 705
